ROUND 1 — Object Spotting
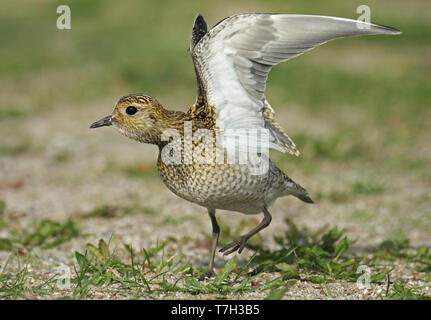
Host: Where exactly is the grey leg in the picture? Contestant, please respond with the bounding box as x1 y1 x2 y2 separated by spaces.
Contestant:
199 208 220 280
219 206 272 255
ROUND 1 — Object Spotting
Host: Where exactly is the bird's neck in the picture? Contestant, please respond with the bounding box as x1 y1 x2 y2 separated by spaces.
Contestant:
134 104 215 150
145 107 188 147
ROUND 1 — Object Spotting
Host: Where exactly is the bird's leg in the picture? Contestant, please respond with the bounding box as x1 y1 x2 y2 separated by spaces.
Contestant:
219 206 272 256
198 208 220 281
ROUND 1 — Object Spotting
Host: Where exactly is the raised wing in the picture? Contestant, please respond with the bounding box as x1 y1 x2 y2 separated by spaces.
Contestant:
191 14 401 154
190 14 208 106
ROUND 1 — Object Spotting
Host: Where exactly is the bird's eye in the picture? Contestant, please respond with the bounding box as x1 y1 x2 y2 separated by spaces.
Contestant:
125 106 138 115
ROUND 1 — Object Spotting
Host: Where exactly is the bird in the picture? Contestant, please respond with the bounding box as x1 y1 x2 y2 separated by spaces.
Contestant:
90 13 401 280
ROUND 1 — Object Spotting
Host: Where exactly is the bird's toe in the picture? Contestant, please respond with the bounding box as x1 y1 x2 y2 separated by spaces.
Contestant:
219 236 248 255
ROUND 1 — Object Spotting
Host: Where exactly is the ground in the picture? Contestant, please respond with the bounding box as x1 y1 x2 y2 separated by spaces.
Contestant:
0 0 430 299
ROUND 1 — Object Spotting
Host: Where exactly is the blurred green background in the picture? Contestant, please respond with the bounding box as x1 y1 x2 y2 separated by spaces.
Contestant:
0 0 430 240
1 0 430 161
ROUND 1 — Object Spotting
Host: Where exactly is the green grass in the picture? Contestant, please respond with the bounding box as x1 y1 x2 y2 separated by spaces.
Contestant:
79 204 156 219
1 0 430 114
0 201 5 215
104 160 160 180
60 223 431 299
0 109 24 121
315 180 385 203
22 220 80 249
387 284 431 300
0 253 58 299
0 219 80 251
70 237 297 299
0 140 32 156
1 219 429 299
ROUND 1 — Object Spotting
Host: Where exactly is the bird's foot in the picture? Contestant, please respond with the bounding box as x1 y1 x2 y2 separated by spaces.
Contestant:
198 269 216 281
219 235 248 255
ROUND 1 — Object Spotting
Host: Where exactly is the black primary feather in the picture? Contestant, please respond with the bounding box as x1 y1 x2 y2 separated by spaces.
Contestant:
191 14 208 106
190 13 207 51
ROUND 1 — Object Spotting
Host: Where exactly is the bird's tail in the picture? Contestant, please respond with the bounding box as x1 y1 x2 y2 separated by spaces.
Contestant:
282 174 314 203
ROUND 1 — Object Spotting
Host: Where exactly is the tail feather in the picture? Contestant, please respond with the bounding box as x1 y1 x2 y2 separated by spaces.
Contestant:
297 193 314 204
282 174 313 203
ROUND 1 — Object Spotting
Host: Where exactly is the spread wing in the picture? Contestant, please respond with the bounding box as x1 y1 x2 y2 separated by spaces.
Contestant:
190 14 208 106
190 14 401 155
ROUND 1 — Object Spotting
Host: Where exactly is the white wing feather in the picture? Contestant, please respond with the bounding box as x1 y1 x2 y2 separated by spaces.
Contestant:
192 14 400 154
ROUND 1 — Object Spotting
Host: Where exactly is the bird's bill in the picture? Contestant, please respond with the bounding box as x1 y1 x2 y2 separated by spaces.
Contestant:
90 115 112 128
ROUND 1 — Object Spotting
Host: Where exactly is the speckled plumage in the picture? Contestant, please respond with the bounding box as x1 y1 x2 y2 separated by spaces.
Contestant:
157 143 309 215
112 94 311 214
90 13 400 279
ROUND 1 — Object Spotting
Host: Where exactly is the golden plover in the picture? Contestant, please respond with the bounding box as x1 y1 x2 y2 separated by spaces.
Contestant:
91 13 400 279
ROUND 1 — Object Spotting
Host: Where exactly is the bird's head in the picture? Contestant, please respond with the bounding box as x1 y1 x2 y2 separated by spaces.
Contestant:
90 94 165 144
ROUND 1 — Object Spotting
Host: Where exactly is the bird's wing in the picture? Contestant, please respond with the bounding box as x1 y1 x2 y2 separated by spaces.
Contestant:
190 14 208 107
191 14 400 155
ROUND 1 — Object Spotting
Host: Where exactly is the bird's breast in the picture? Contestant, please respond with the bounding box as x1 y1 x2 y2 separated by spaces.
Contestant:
156 156 285 214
